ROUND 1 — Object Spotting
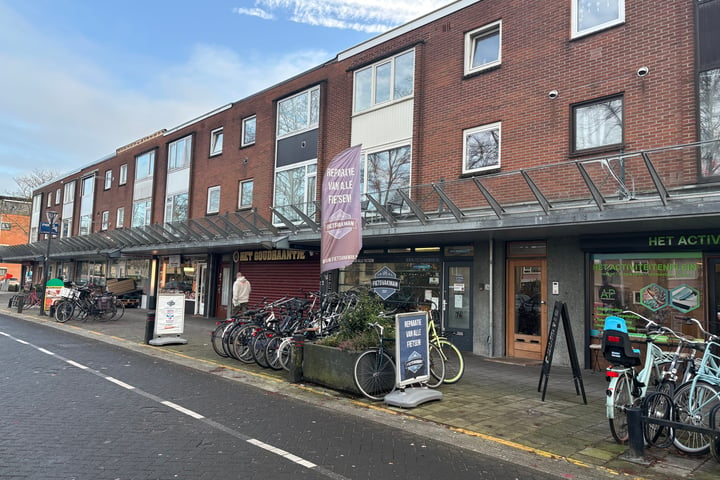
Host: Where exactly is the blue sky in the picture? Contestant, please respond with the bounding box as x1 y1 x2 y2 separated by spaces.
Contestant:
0 0 453 195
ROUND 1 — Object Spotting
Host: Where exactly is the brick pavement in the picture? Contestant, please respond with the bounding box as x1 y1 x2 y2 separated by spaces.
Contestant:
2 292 719 480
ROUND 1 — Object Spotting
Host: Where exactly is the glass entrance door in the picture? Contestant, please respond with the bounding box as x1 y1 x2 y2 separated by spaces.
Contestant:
506 258 547 360
444 263 472 351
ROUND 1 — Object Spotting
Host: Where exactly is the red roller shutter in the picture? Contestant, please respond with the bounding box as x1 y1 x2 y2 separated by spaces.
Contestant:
238 259 321 306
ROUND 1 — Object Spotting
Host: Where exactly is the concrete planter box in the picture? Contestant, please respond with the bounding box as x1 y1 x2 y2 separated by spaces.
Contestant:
301 343 361 395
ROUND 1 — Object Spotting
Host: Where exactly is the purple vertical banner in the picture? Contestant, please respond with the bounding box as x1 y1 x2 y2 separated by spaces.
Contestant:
321 144 362 273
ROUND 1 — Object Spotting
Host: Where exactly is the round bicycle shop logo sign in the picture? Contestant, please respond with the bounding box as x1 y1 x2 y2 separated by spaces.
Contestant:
371 266 400 300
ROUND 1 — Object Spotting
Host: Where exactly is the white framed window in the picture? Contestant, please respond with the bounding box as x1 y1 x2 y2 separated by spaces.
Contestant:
61 218 72 238
164 192 188 223
119 164 128 185
132 199 152 227
63 181 75 204
465 20 501 75
463 122 501 174
210 127 223 156
79 215 91 236
242 116 256 146
571 0 624 38
135 151 154 180
46 194 52 207
168 136 192 170
101 211 109 230
116 207 125 228
55 188 61 205
361 144 412 209
239 179 253 209
207 186 221 214
104 169 112 190
572 95 623 153
277 87 320 138
273 161 316 222
354 49 415 113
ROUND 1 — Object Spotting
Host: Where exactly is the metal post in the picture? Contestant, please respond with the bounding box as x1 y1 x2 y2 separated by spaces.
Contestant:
288 333 305 383
624 406 646 460
39 211 58 316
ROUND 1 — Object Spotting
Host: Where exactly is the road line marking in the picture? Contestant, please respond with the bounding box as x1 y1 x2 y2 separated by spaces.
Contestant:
105 376 136 390
247 438 317 468
161 400 205 419
37 347 55 355
65 360 89 369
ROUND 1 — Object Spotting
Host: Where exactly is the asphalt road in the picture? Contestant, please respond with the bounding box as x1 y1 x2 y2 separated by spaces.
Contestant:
1 313 564 480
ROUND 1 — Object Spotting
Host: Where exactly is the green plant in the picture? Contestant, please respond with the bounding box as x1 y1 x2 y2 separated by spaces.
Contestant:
316 291 394 351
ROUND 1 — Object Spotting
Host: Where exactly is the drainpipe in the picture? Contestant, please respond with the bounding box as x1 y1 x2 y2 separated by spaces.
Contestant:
487 238 494 357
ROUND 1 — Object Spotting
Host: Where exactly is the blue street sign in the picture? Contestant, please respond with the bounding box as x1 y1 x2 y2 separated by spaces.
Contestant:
39 222 59 234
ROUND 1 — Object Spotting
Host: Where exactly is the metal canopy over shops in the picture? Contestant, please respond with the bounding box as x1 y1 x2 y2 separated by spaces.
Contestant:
1 140 719 264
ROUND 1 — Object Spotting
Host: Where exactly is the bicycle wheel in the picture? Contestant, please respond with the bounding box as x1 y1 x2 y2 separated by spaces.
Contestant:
211 322 231 358
252 331 271 368
438 340 464 384
426 343 446 388
353 349 396 401
278 337 294 371
232 324 260 364
643 386 674 448
112 300 125 320
672 381 720 455
608 373 632 444
54 300 74 323
265 335 285 370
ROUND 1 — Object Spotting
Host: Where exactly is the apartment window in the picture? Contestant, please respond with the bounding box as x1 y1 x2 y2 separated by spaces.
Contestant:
1 222 10 230
207 186 221 214
274 162 316 221
55 188 61 205
168 136 192 170
210 127 223 156
165 192 188 223
61 218 72 238
116 207 125 228
239 179 253 209
79 215 91 236
101 211 109 231
277 87 320 138
362 144 412 208
119 164 128 185
102 170 111 190
132 199 151 227
572 0 624 38
242 116 256 146
700 68 720 178
463 122 501 174
47 193 52 207
354 49 414 113
572 96 623 153
135 151 154 180
465 21 501 75
63 181 75 204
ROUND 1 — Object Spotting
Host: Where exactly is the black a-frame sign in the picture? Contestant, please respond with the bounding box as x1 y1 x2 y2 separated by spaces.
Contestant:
538 301 586 404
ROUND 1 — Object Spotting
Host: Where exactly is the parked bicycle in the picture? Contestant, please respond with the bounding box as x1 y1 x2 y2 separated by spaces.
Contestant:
353 322 397 401
427 307 464 384
601 311 677 443
53 284 120 323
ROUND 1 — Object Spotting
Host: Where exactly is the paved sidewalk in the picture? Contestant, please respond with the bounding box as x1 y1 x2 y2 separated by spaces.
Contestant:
3 294 719 480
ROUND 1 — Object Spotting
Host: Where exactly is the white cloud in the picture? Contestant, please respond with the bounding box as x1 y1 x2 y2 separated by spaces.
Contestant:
232 7 275 20
236 0 452 33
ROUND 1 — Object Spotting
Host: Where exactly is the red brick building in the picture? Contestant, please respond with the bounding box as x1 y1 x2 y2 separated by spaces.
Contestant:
3 0 720 365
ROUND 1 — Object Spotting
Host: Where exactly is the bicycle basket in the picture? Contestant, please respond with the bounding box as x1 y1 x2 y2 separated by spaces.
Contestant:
95 295 113 310
59 287 80 299
697 341 720 380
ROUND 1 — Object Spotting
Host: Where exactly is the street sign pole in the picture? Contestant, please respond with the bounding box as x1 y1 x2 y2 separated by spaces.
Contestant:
39 211 58 316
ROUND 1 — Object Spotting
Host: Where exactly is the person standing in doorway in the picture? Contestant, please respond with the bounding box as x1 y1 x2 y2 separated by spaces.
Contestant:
232 272 251 317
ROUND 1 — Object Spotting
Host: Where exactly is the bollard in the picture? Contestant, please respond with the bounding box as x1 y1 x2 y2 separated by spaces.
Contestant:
145 310 156 344
625 406 645 459
16 295 24 313
288 333 305 383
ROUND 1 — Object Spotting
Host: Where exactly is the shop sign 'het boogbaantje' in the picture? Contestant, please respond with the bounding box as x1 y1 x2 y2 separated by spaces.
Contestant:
234 250 308 262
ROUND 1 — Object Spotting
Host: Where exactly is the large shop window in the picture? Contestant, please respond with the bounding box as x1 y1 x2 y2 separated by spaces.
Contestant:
592 252 704 334
339 260 441 311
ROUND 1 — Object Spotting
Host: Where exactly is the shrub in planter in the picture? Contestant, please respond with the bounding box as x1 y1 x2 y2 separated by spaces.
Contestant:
316 291 394 351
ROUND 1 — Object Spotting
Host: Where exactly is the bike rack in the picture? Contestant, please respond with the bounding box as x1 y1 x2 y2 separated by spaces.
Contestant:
632 392 720 463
